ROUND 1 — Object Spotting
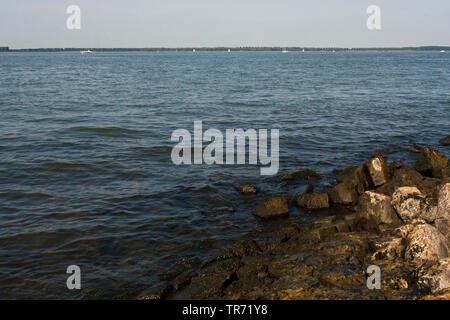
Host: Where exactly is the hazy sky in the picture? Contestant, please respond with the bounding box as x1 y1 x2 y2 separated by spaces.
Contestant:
1 0 449 49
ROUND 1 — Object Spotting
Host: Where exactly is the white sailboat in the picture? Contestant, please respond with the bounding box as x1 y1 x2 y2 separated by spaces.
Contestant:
282 48 288 53
228 48 231 53
440 50 446 53
80 50 93 54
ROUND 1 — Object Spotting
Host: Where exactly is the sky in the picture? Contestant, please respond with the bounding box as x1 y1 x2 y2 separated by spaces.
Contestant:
1 0 449 49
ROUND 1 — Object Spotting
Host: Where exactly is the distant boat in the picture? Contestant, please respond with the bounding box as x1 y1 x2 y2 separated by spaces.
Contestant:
228 49 231 53
80 50 93 54
193 49 196 53
440 50 446 53
282 48 288 53
302 48 305 52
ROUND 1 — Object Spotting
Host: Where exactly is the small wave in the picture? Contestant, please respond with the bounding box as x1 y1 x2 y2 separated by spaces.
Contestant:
67 126 142 137
0 191 53 200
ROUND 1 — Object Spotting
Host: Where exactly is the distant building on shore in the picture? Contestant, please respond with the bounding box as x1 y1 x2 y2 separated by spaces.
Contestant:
0 46 10 51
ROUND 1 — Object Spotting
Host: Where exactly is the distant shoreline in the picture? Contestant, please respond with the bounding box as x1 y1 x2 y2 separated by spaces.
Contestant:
1 46 449 53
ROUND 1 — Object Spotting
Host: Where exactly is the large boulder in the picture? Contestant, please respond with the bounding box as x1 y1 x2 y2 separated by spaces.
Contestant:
415 148 448 179
437 183 450 220
296 193 329 209
356 191 401 225
335 165 369 195
364 157 390 188
391 187 437 223
405 223 449 262
418 258 450 294
436 184 450 244
327 180 359 205
439 136 450 146
252 197 289 218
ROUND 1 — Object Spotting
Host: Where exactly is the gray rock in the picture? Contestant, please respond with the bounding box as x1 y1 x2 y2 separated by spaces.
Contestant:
415 148 448 179
296 193 330 209
357 191 401 225
364 157 390 188
252 197 289 218
405 223 449 262
327 180 359 205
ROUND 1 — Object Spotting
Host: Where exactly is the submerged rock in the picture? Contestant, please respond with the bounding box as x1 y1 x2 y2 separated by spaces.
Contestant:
415 148 448 179
327 180 359 205
439 135 450 146
252 197 289 218
356 191 401 226
409 144 423 154
240 185 257 195
405 223 448 262
296 193 330 209
281 169 322 181
364 156 390 188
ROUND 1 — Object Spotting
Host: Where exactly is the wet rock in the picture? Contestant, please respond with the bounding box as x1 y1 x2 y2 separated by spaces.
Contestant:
240 185 257 195
252 197 289 218
391 187 437 222
304 184 314 194
296 193 330 209
405 223 449 262
409 144 423 154
364 157 390 188
356 191 401 226
370 236 405 260
439 135 450 146
327 180 359 205
418 258 450 294
372 150 388 160
415 148 448 178
336 165 369 195
281 169 322 181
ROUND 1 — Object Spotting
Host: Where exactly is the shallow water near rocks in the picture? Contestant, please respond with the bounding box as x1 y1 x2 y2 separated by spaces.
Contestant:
0 51 449 298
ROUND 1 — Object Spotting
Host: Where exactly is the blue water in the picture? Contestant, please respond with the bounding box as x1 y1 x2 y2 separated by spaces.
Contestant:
0 51 449 299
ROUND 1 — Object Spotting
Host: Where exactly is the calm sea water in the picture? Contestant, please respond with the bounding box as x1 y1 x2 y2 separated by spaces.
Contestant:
0 51 449 299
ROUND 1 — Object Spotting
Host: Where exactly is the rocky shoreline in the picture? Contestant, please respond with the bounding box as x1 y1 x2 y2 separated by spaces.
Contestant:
143 138 450 300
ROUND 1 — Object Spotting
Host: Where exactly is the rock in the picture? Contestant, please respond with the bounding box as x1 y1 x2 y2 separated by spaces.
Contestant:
418 258 450 294
415 148 448 178
281 169 322 181
252 197 289 218
372 150 387 160
435 219 450 245
405 223 449 262
440 136 450 146
364 157 390 188
296 193 330 209
437 183 450 220
335 165 369 195
327 180 359 205
304 184 314 194
356 191 401 225
391 187 437 222
409 144 423 154
241 185 257 195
